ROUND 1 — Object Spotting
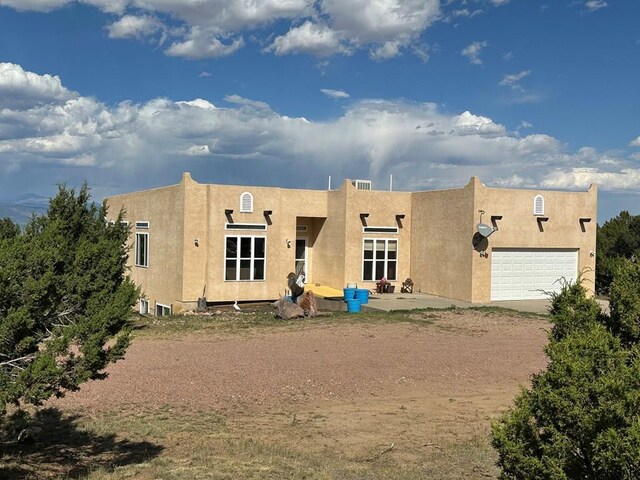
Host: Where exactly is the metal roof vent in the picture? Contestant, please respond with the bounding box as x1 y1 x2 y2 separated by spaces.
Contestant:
352 179 372 191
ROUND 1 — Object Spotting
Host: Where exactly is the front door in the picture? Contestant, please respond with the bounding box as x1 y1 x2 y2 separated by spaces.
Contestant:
295 238 307 277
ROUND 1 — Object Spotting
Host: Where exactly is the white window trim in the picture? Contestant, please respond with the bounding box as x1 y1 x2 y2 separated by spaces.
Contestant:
155 302 171 316
135 220 150 229
139 299 149 314
362 238 398 282
533 195 545 216
224 235 267 282
240 192 253 213
135 232 149 268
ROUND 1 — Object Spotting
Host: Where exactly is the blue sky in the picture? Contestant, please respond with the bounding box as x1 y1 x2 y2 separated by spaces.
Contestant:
0 0 639 221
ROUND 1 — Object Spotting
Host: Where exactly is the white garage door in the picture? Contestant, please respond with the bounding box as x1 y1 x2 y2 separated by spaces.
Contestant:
491 248 578 301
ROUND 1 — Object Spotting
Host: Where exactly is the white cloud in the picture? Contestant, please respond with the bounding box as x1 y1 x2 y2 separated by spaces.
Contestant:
184 144 211 156
461 41 488 65
499 70 531 91
322 0 441 45
452 9 483 18
0 0 71 12
321 89 350 99
491 0 511 5
1 0 440 60
584 1 608 12
0 62 76 109
629 136 640 147
542 168 640 190
165 28 245 59
3 63 640 199
267 21 348 57
106 14 164 39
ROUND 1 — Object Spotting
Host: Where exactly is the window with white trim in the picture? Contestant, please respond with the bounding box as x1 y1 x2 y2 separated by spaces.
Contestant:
363 239 397 281
533 195 544 216
225 236 266 281
139 299 149 314
240 192 253 213
135 232 149 267
156 303 171 316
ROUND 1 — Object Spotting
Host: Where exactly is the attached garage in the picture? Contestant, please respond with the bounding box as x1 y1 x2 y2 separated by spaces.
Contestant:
491 248 578 301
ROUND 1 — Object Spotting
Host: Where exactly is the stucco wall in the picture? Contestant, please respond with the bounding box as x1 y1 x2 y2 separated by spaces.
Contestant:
410 180 475 302
106 182 185 312
312 185 347 289
471 181 597 302
342 181 412 290
107 173 598 310
201 182 329 304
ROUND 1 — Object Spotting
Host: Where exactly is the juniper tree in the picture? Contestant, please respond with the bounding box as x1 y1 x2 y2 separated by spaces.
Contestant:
492 261 640 479
0 185 137 419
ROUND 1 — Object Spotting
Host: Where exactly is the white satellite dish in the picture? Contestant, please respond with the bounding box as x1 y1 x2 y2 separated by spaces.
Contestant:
476 223 495 238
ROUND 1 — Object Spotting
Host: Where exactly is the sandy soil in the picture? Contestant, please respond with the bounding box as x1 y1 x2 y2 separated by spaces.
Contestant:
52 311 549 414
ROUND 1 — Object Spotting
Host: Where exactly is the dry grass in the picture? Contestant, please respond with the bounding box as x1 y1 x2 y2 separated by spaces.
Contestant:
2 404 500 479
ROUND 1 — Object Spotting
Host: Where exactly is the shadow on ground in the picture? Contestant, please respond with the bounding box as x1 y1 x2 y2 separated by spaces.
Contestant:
1 407 163 479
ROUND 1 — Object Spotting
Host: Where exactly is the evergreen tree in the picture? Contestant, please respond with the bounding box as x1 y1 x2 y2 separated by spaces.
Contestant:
492 260 640 479
0 185 137 419
596 211 640 294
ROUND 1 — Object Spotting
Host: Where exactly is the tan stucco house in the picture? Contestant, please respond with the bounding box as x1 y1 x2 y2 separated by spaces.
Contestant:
106 173 597 315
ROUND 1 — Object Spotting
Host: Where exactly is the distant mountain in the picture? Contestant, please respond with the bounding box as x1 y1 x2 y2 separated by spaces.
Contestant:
0 193 49 226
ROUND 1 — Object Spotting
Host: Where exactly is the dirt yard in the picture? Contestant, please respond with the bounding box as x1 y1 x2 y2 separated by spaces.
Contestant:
8 310 551 479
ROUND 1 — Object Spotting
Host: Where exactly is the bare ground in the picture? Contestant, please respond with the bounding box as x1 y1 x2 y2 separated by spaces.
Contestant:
33 310 550 479
53 311 548 413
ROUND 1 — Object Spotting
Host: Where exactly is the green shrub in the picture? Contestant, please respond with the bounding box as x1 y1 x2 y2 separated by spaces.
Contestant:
493 262 640 479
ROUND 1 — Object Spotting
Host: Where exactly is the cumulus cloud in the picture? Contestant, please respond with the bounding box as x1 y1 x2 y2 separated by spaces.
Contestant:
461 41 488 65
543 168 640 190
322 0 440 45
267 21 348 57
321 89 350 99
3 63 640 200
106 14 164 39
629 136 640 147
2 0 441 60
165 28 245 59
0 62 76 109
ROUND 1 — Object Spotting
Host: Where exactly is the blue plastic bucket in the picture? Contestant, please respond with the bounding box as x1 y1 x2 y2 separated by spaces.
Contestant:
346 298 361 313
343 287 356 300
355 288 369 304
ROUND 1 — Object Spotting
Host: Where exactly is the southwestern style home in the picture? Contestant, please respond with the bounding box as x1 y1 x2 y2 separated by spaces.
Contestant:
105 173 597 315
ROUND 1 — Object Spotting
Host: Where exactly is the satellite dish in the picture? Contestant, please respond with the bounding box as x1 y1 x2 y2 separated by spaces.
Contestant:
477 223 495 238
